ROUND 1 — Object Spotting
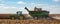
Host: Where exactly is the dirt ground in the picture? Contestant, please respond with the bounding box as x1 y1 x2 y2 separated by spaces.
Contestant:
0 19 60 24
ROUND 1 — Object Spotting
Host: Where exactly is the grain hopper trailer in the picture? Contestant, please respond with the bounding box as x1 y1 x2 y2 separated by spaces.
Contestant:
25 7 49 19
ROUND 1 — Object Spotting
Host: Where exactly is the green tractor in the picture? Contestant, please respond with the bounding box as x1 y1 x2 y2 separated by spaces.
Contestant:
8 11 23 20
25 7 49 19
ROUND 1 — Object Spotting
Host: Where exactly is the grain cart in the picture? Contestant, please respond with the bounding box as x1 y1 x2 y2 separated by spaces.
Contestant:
25 7 49 19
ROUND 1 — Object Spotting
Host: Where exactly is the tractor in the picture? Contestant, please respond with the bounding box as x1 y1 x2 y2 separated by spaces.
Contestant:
8 11 23 20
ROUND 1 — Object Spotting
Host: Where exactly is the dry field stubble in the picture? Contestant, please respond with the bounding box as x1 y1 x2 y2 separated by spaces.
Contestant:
0 19 60 24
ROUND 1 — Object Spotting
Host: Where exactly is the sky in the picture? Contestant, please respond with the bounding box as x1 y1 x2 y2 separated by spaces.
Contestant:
0 0 60 14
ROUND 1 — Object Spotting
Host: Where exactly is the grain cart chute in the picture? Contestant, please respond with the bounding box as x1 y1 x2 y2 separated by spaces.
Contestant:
25 7 49 19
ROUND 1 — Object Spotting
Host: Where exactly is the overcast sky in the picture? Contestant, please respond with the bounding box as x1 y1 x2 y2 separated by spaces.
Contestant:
0 0 60 14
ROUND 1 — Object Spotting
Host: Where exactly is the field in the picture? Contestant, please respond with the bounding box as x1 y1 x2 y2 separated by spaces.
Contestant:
0 19 60 24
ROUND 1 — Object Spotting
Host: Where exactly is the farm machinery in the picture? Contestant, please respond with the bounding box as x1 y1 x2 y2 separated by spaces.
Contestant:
25 7 49 19
8 11 23 20
0 7 49 20
8 7 49 20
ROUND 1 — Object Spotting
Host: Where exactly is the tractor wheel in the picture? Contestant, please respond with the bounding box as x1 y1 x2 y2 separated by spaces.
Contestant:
9 16 15 20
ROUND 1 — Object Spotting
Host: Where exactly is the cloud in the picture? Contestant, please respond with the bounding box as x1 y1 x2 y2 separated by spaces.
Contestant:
0 2 60 14
52 0 60 2
0 4 5 5
17 1 26 4
0 4 28 14
0 4 9 9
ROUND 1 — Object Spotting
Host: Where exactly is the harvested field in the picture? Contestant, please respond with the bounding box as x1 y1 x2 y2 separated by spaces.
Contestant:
0 19 60 24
